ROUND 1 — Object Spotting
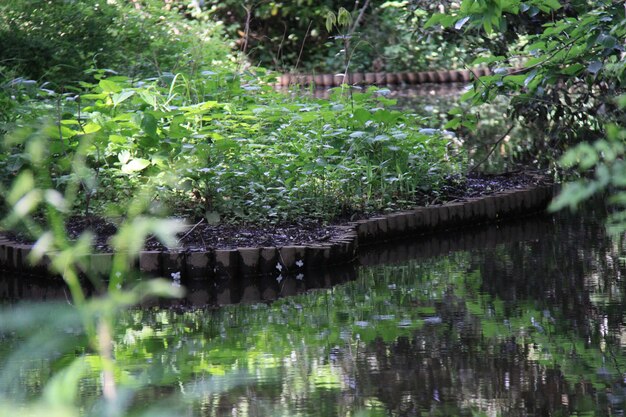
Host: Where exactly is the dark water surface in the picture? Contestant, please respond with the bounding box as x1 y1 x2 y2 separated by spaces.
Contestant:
3 202 626 416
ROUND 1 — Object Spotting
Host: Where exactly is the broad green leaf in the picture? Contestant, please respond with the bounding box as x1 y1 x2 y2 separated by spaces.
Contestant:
424 13 455 29
112 90 135 107
325 11 336 32
504 74 527 86
141 113 159 139
540 0 562 11
81 93 107 101
109 134 127 144
444 118 462 129
561 63 584 76
7 171 35 205
121 158 151 174
99 79 122 94
353 108 371 124
82 122 102 134
139 90 158 108
337 7 352 27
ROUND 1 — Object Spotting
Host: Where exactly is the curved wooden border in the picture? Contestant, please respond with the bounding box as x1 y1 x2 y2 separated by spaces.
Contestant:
275 68 494 87
0 182 558 281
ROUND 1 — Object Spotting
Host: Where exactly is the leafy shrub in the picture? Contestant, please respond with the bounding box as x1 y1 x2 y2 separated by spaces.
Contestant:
431 0 626 164
0 0 233 86
177 0 474 73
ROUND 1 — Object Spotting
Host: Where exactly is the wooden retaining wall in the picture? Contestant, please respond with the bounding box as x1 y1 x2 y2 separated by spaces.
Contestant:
0 183 557 282
275 67 493 87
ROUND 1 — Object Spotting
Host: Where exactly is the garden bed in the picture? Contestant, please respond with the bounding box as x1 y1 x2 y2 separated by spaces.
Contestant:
0 172 556 281
6 171 550 252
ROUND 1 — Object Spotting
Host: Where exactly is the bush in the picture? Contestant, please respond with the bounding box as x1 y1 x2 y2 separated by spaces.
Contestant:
0 0 233 86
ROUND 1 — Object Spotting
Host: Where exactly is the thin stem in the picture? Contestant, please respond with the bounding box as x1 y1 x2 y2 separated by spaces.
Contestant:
470 124 515 172
294 21 313 73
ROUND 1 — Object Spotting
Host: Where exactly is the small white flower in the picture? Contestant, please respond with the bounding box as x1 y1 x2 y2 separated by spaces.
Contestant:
296 273 304 281
171 271 181 281
115 271 122 278
171 281 181 288
295 260 304 268
116 283 121 290
275 263 283 272
276 274 283 283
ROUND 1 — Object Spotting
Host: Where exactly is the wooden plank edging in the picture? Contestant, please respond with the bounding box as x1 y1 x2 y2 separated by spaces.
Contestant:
0 183 559 281
275 67 495 87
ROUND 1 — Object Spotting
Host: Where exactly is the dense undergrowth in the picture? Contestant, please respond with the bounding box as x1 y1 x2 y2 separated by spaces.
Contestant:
0 70 460 226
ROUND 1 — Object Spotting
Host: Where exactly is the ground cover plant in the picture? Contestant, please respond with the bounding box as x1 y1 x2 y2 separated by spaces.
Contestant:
1 70 461 227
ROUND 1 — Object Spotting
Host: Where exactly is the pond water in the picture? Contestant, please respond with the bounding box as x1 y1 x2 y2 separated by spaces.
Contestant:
2 200 626 416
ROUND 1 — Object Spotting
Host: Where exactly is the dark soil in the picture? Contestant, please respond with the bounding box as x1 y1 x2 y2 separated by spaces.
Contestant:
10 171 551 251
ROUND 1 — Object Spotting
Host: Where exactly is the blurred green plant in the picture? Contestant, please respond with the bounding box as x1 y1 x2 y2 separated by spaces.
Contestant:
550 94 626 233
0 119 187 416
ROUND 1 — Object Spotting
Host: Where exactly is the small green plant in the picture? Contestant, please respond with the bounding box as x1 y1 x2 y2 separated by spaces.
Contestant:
325 6 356 77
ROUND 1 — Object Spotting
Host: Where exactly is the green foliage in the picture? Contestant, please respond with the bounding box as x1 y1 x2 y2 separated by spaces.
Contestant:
0 0 233 86
434 0 625 164
550 96 626 233
199 0 473 73
429 0 626 223
1 70 461 224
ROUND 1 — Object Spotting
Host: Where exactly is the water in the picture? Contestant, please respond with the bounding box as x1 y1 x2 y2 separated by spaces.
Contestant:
2 201 626 416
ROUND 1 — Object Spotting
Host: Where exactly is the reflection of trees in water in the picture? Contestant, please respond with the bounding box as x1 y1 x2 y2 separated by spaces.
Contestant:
355 325 626 416
349 201 626 416
478 201 626 339
17 201 619 416
355 334 550 416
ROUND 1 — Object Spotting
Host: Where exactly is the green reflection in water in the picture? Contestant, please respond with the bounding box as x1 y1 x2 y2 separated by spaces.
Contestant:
2 204 626 416
107 209 626 416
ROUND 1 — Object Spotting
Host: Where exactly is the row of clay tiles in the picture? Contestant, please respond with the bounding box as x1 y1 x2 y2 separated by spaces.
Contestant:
1 210 552 305
0 183 556 281
275 67 494 87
